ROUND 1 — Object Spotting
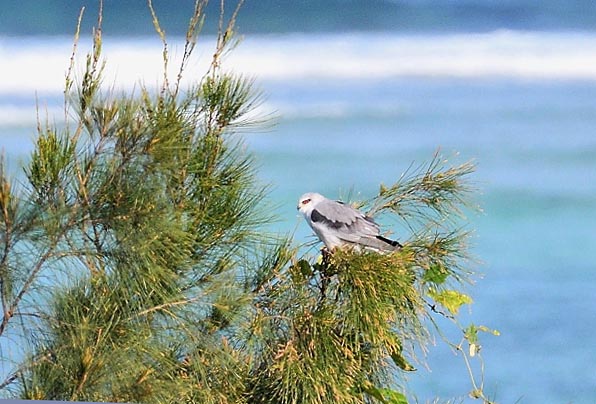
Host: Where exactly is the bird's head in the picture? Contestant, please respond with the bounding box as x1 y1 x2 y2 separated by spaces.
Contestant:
297 192 325 215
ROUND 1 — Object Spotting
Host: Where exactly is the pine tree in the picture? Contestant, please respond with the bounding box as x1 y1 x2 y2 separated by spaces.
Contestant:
0 2 496 403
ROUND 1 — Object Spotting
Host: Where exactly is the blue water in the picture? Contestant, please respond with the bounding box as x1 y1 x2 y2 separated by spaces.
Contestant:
2 1 596 403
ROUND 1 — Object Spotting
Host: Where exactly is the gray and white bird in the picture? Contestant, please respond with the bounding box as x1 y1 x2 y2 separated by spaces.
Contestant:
297 192 401 252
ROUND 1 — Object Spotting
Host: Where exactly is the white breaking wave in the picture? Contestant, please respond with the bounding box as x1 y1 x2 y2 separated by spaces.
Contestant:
2 30 596 95
234 30 596 81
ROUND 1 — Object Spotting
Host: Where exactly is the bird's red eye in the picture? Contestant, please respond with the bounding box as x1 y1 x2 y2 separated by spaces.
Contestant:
302 198 311 205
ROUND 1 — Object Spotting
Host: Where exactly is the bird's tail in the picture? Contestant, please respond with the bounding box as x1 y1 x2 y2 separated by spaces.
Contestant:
356 235 402 252
376 235 403 249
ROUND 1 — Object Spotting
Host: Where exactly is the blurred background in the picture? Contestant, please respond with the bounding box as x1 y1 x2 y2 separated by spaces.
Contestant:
1 1 596 402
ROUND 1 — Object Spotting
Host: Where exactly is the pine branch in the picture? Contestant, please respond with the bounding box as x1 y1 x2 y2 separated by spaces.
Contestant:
367 152 477 227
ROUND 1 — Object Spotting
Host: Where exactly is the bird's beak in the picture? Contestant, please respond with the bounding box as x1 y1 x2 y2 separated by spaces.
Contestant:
296 205 300 211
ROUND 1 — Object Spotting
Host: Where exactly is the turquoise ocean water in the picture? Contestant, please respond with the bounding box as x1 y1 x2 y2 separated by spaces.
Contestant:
1 1 596 403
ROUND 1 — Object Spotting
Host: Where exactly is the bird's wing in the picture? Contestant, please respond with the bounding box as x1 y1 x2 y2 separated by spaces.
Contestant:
311 199 380 243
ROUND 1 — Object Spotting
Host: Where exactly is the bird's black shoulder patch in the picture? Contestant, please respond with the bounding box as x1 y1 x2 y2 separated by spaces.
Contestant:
311 209 344 229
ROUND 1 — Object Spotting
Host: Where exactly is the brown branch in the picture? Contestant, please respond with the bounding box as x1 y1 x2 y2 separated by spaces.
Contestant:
0 352 52 391
0 247 53 338
0 192 12 326
0 208 77 338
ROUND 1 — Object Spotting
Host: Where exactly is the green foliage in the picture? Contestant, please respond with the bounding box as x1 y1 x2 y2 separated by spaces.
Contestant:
372 155 476 224
27 129 75 199
428 289 473 315
247 249 424 404
0 2 497 404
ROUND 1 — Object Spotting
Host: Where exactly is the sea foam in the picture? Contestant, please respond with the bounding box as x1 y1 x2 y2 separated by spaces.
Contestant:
2 30 596 126
2 30 596 94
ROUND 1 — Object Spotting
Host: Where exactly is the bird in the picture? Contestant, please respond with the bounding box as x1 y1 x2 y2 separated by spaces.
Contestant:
297 192 402 252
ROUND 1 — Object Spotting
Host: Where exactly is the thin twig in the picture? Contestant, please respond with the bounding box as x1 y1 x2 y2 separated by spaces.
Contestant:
147 0 169 93
64 7 85 122
211 0 244 73
174 0 208 96
133 296 203 318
